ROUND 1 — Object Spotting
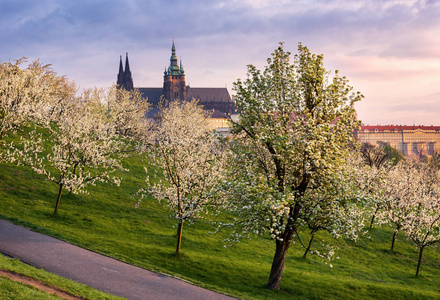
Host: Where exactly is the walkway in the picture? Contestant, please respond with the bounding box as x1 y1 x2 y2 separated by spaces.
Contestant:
0 220 235 300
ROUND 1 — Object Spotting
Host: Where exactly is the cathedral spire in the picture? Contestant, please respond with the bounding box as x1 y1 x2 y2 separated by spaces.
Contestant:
180 58 184 74
119 55 124 73
117 55 124 87
123 52 133 91
166 38 182 75
117 52 133 91
125 52 131 73
170 39 178 68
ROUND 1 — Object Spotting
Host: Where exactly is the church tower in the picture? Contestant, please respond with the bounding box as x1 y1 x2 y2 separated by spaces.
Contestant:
163 39 187 101
117 55 124 87
117 53 134 91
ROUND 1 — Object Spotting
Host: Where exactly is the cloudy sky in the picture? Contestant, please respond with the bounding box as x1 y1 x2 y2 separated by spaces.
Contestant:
1 0 439 125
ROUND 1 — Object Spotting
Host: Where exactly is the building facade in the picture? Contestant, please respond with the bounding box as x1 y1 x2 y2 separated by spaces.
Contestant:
355 125 440 156
117 40 236 129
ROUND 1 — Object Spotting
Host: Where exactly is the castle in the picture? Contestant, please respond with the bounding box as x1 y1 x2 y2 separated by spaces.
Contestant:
117 40 236 129
117 41 439 156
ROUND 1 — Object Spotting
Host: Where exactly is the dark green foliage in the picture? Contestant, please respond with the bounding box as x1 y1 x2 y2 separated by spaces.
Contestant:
382 144 405 165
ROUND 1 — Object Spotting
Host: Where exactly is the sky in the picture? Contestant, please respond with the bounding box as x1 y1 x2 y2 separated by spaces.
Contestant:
1 0 439 125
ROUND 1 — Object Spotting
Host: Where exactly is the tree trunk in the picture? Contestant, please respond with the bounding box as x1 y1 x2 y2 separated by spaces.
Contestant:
267 235 292 290
303 232 315 259
69 165 78 195
416 246 424 277
391 230 398 251
54 183 63 214
370 214 376 229
176 218 184 254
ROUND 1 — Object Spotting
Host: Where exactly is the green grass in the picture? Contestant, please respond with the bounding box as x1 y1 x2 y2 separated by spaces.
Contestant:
0 254 124 299
0 276 61 300
1 139 440 299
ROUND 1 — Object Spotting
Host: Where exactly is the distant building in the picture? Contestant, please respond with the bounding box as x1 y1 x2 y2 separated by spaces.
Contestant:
117 39 236 130
355 125 440 156
117 53 133 91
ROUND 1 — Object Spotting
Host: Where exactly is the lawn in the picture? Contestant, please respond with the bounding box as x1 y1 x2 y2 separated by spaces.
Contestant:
1 151 440 299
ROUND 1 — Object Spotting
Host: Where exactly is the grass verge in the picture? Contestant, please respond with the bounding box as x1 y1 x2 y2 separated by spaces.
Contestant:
0 254 124 299
0 149 439 299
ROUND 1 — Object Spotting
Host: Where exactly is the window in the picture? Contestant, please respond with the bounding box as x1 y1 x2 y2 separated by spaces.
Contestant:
399 143 408 156
412 143 418 155
427 142 435 156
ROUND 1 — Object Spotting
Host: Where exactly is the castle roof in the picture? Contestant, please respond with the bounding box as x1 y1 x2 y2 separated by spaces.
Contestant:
137 87 235 118
187 87 235 118
187 87 231 102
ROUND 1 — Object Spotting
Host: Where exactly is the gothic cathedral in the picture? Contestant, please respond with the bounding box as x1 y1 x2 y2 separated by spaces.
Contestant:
117 39 236 122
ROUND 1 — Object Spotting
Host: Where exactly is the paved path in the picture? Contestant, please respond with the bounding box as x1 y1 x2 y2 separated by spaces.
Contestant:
0 220 235 300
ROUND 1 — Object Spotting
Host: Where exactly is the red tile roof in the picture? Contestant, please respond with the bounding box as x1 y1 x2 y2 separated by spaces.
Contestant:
358 125 440 132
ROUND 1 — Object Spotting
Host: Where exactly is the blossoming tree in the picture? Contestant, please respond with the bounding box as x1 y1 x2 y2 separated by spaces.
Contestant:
380 160 419 251
295 161 366 259
382 159 440 275
139 99 226 254
359 143 403 228
223 43 363 290
0 58 75 140
105 87 150 139
8 86 145 214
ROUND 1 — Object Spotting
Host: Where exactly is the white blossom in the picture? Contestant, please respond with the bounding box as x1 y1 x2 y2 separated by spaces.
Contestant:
382 158 440 275
7 86 135 214
0 58 75 141
220 43 363 289
138 99 227 254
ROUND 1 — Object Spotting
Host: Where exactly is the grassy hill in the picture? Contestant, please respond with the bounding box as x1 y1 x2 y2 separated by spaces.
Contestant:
1 143 440 299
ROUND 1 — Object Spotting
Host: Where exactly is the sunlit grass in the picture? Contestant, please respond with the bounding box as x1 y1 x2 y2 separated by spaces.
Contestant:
0 254 124 299
1 132 440 299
